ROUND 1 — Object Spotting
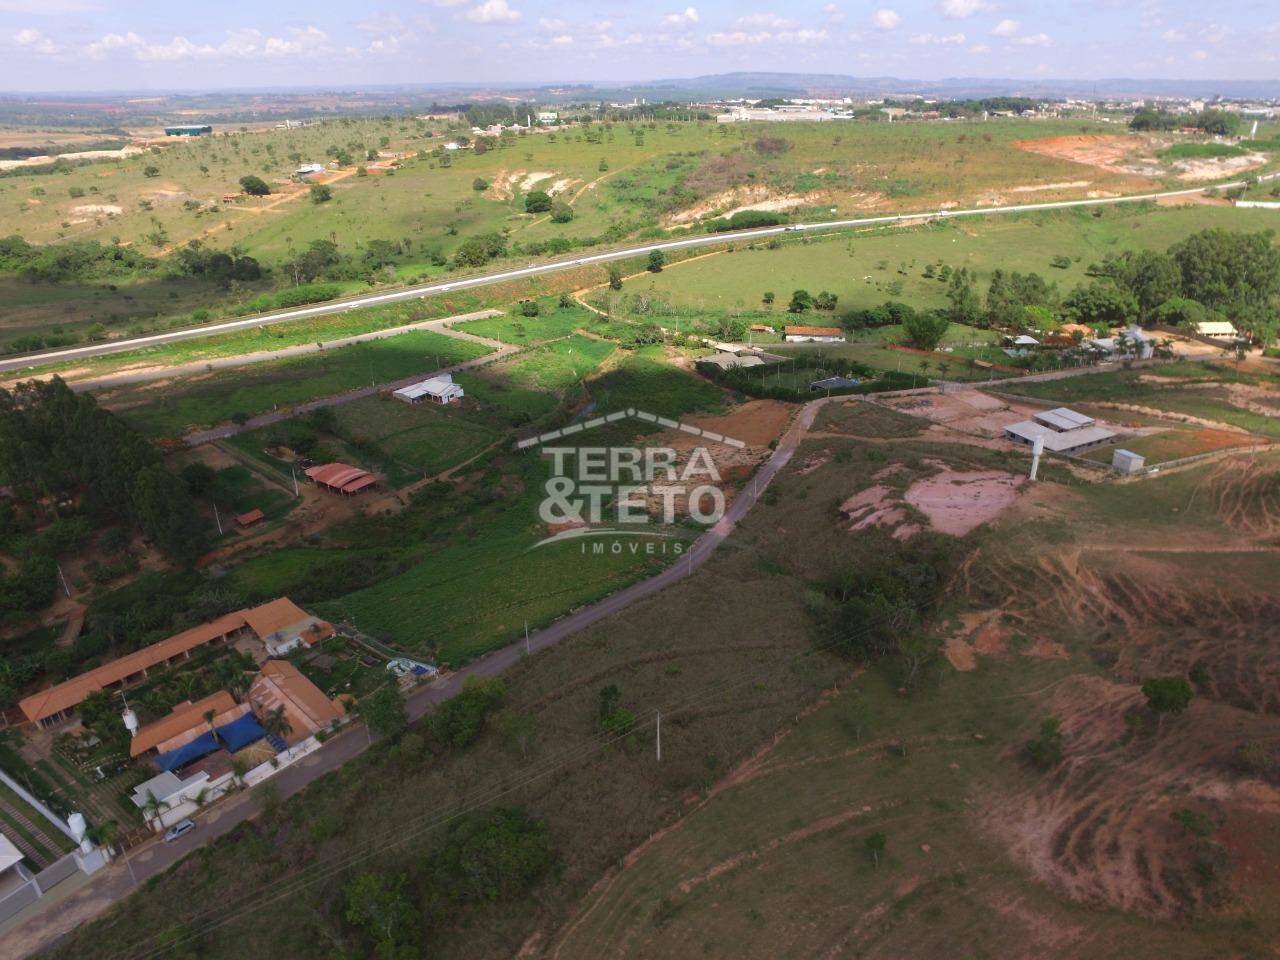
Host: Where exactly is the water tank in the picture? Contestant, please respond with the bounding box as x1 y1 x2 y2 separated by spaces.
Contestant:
122 708 139 736
68 812 87 841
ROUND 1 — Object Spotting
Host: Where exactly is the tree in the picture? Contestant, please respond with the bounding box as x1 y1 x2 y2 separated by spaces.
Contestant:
1170 228 1280 339
1150 296 1211 331
472 177 489 192
1063 281 1138 328
520 300 540 317
863 831 887 868
762 291 775 305
1109 249 1181 322
434 807 553 903
1026 716 1064 770
238 175 270 197
901 311 951 351
946 268 982 326
343 872 420 960
550 201 573 223
496 710 537 759
262 704 293 741
788 289 814 313
453 232 506 268
143 165 160 178
309 183 332 204
607 266 623 290
647 250 665 273
431 676 506 749
525 190 553 213
1142 676 1193 718
361 684 408 741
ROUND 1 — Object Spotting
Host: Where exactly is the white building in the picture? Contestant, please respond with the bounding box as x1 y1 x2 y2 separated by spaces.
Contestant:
1004 406 1116 453
0 832 40 921
537 112 559 125
1195 320 1239 340
784 325 846 343
295 163 326 176
393 373 465 405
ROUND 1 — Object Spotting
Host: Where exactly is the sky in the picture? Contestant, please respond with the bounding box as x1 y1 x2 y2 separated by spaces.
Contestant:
0 0 1276 92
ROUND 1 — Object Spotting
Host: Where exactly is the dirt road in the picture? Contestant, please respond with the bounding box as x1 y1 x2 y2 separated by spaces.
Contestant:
1 394 840 960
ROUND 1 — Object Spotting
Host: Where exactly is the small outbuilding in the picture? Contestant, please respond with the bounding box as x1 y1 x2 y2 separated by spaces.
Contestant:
1111 449 1146 475
784 325 846 343
305 463 377 495
235 508 264 528
393 373 464 405
1195 320 1238 340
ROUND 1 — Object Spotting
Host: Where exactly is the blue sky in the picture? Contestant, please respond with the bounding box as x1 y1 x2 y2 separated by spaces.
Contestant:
0 0 1275 91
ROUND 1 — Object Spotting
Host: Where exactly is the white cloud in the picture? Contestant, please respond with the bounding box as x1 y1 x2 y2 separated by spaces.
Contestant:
662 7 700 27
537 16 567 32
0 0 96 12
968 43 990 53
1159 28 1185 41
85 25 331 62
461 0 520 24
1191 48 1208 60
940 0 990 19
990 18 1018 36
736 12 797 29
13 27 58 54
871 8 900 30
1011 32 1051 46
549 33 573 45
776 28 829 44
707 30 770 46
909 31 965 45
1204 23 1230 43
822 3 844 22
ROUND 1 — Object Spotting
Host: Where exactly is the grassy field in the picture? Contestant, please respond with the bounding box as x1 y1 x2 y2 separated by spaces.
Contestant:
47 424 1280 960
615 203 1279 317
3 115 1199 346
100 327 492 437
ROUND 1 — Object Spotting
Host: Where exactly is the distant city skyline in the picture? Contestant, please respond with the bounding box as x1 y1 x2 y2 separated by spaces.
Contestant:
1 0 1276 92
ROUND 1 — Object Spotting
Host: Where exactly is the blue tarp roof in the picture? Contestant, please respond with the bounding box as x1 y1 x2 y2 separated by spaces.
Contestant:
154 731 219 772
216 713 266 753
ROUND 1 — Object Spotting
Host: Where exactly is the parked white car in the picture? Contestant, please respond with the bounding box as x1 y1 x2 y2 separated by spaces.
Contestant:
164 819 196 843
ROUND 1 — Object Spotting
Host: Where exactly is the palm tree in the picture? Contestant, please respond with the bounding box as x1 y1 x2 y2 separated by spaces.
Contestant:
262 706 292 742
85 819 119 855
229 756 250 788
140 791 169 827
204 708 218 744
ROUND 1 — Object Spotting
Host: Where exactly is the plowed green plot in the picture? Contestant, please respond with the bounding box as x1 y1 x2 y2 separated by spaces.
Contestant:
331 397 502 485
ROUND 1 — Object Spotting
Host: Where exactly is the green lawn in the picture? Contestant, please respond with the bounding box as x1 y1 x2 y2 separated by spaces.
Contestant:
104 328 492 437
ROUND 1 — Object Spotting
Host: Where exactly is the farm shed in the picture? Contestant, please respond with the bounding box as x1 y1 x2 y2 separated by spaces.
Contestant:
305 463 377 495
165 125 212 136
1005 406 1116 453
1112 449 1146 475
18 598 330 727
295 163 326 176
235 508 264 528
784 325 846 343
1195 321 1238 339
393 373 464 405
698 352 765 371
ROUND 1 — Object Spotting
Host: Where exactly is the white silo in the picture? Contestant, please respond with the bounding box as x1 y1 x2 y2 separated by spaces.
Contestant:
122 708 139 737
68 811 94 854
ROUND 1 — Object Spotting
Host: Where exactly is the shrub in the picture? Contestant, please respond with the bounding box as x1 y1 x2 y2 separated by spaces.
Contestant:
238 175 270 196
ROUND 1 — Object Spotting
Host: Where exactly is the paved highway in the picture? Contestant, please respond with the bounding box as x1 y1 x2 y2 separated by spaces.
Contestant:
3 170 1278 377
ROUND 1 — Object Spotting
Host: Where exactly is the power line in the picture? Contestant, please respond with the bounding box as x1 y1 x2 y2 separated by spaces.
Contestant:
108 576 958 960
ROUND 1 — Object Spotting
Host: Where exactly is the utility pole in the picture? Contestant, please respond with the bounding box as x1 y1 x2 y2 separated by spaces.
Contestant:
524 620 530 655
655 710 662 762
213 503 223 535
55 561 71 599
290 464 300 497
